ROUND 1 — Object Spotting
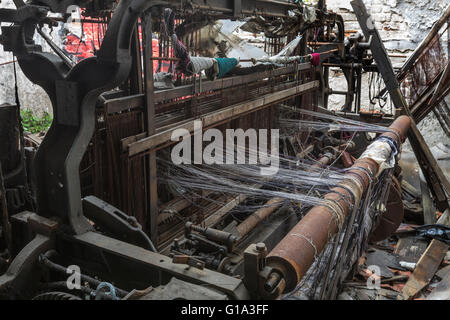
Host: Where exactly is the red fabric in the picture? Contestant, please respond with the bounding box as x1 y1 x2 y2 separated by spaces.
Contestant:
63 21 103 62
64 34 97 62
311 53 321 66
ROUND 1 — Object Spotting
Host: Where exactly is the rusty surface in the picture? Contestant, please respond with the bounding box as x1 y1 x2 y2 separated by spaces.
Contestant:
266 116 412 292
235 153 332 239
236 197 284 238
341 151 354 168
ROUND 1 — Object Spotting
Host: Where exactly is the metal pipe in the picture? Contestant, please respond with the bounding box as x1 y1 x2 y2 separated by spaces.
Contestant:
322 63 363 68
235 154 334 238
37 28 74 68
0 60 16 67
265 116 411 293
236 197 284 238
186 222 238 249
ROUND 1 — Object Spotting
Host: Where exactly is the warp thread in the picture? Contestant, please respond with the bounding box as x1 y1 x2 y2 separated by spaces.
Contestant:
290 233 319 260
164 8 238 79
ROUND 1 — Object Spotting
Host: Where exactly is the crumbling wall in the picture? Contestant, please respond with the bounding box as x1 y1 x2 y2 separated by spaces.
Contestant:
0 0 58 116
327 0 449 52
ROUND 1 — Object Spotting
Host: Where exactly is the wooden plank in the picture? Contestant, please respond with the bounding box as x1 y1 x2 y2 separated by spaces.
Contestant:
127 80 319 156
142 13 158 245
120 132 147 152
399 209 450 299
420 176 436 225
205 194 250 228
130 25 143 94
410 77 439 115
105 94 144 114
436 265 450 279
427 62 450 110
401 179 421 199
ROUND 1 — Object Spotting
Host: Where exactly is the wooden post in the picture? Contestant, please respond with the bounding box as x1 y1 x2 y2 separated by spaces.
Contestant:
130 25 144 94
142 13 159 246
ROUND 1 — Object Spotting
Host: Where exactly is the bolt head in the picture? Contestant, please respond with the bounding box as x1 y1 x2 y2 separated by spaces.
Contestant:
256 242 266 252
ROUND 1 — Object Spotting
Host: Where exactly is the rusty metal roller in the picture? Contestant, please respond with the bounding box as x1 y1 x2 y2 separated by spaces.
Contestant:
266 116 412 293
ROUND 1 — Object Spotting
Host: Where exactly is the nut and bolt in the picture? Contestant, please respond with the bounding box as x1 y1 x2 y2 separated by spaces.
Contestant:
256 242 266 252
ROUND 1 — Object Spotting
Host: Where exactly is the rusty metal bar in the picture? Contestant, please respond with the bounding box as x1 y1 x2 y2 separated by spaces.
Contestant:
235 154 334 239
130 25 143 94
265 115 412 293
351 0 450 212
427 61 450 109
0 60 17 67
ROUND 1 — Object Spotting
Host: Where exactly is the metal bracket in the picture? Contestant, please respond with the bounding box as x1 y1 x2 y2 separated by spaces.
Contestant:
243 242 284 299
82 196 157 252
